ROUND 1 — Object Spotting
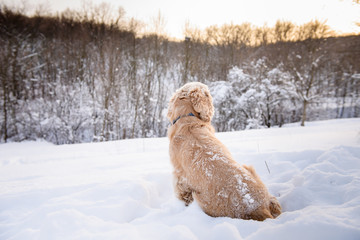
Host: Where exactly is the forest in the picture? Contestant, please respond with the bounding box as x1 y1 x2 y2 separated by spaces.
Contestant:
1 4 359 144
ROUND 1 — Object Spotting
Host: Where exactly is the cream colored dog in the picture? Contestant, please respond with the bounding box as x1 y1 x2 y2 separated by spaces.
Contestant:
167 82 281 221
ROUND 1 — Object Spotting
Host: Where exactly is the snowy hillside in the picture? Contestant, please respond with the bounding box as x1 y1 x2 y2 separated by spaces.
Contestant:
1 118 360 240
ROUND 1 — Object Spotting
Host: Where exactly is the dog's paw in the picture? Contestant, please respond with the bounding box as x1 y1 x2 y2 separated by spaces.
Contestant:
181 191 194 206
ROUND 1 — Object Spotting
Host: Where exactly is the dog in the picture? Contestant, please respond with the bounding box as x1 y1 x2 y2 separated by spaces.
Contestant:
167 82 281 221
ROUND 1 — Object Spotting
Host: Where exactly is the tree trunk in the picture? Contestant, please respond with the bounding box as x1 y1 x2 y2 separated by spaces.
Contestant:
339 80 347 118
131 95 140 139
1 81 8 142
301 99 308 126
101 92 110 141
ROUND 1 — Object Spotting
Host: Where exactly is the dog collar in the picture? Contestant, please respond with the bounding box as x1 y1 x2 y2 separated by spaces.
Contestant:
172 113 195 125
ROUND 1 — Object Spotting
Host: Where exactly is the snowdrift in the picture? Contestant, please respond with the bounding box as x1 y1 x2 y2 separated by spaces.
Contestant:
1 118 360 240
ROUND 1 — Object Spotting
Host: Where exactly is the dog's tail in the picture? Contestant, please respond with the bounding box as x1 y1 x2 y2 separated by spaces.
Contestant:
269 196 282 218
246 196 281 221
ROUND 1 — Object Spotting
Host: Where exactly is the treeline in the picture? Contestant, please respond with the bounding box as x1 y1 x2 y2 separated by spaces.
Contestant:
0 5 359 144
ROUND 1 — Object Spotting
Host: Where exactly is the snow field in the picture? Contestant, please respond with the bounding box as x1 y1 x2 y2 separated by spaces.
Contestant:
0 118 360 239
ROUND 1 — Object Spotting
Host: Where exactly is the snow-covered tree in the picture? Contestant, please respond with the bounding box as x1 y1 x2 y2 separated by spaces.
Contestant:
210 61 297 131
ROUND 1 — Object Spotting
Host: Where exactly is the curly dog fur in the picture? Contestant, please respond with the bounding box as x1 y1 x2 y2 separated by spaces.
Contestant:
167 82 281 221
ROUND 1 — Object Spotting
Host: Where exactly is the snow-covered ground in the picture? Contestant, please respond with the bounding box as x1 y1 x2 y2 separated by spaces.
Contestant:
1 118 360 240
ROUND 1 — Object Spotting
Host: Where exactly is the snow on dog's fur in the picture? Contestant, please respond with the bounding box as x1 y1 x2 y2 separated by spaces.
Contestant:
167 82 281 220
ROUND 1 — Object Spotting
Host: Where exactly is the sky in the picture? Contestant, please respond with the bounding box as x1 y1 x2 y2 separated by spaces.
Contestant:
1 0 359 39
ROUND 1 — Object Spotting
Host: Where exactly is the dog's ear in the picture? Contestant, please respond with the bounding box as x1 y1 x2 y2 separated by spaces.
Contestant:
189 87 214 122
167 94 175 121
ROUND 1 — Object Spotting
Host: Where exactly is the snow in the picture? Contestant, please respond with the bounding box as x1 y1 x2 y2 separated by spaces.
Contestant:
1 118 360 240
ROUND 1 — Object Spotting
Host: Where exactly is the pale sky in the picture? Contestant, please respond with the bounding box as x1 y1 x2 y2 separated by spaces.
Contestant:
2 0 359 39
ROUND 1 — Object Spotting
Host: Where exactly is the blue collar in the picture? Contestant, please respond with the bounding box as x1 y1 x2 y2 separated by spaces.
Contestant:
172 113 195 125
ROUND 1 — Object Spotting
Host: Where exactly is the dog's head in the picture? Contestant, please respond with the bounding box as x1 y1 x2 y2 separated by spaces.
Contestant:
167 82 214 123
